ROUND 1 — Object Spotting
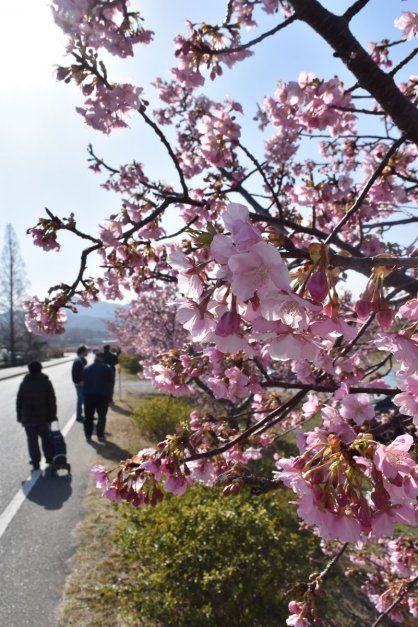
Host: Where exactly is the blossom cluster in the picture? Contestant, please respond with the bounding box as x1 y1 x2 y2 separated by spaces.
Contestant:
276 427 417 542
52 0 154 57
22 4 418 622
347 534 418 623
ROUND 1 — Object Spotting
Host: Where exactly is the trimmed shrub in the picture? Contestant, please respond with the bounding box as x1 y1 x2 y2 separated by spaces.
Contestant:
118 352 142 375
113 485 323 626
132 395 192 442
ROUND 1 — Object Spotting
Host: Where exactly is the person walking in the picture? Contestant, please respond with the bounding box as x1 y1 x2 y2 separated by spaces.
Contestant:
72 345 88 421
82 352 113 443
16 361 56 471
103 344 119 404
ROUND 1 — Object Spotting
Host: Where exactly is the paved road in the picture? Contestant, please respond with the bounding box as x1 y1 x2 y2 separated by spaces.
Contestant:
0 360 98 627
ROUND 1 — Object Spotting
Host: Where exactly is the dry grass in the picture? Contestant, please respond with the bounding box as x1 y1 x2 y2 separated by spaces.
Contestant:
56 396 149 627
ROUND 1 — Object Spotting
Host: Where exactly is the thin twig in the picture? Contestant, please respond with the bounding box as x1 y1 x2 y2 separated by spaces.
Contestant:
389 45 418 78
371 573 418 627
238 141 284 220
139 109 189 196
325 135 407 245
200 15 297 56
319 543 349 580
218 0 234 27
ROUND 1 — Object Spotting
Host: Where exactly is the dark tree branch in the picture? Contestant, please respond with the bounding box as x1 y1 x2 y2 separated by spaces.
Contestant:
202 15 298 56
262 381 399 395
343 0 371 22
390 45 418 78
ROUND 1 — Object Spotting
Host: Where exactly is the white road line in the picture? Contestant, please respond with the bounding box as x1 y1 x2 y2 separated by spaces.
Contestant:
0 413 76 540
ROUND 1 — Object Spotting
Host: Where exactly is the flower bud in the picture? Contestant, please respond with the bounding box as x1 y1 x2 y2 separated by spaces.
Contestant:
355 297 372 319
307 268 328 302
215 309 241 337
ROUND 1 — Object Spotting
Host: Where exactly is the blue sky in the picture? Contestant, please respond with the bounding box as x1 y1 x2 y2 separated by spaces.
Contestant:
0 1 415 300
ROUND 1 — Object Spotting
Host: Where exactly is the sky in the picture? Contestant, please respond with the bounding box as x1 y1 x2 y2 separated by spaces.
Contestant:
0 1 416 302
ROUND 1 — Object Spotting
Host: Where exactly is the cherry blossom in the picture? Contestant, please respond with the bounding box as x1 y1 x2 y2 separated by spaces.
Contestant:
22 3 418 622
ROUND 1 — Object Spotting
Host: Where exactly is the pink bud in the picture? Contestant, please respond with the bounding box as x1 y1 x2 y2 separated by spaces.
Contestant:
215 310 241 337
355 297 372 319
336 488 348 507
352 499 372 531
371 481 391 509
376 306 394 330
307 268 328 302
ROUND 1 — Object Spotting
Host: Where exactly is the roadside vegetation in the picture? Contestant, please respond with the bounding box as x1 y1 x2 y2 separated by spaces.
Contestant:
58 387 398 626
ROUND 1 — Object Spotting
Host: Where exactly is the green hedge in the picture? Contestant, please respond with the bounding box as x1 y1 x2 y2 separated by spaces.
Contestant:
132 395 192 442
118 352 142 375
113 485 322 626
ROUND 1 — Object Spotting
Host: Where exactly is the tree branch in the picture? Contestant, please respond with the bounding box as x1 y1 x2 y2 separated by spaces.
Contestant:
325 135 407 245
343 0 371 22
287 0 418 145
139 109 189 196
371 573 418 627
201 15 298 56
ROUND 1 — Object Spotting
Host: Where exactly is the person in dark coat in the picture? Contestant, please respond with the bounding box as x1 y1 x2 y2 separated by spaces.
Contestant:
82 352 113 443
16 361 56 471
71 345 88 421
103 344 119 404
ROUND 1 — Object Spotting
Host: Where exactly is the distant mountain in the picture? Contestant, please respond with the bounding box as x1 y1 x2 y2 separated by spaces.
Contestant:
1 301 128 348
68 301 125 319
53 301 127 345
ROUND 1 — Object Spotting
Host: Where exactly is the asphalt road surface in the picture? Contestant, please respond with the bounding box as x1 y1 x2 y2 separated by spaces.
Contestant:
0 359 99 627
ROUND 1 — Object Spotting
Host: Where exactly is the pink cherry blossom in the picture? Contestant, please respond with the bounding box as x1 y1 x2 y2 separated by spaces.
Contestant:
398 297 418 320
340 394 374 425
374 434 416 480
164 473 193 496
375 332 418 376
228 240 291 301
393 374 418 426
176 298 216 342
91 465 110 489
394 11 418 40
168 249 206 299
24 297 67 336
267 332 321 362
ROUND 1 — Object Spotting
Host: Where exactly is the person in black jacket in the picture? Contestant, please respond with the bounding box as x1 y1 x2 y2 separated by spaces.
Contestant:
16 361 56 471
72 345 88 421
103 344 119 404
82 352 114 443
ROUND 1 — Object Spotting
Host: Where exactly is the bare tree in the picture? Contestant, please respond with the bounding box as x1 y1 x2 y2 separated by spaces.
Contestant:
0 224 29 365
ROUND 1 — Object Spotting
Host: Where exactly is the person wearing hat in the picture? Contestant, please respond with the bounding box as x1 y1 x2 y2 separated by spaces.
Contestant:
16 361 56 471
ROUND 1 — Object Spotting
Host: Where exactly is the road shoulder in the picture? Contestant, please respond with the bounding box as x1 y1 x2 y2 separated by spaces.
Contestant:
56 396 146 627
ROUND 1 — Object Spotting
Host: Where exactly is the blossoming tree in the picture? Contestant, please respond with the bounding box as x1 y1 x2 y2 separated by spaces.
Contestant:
26 1 418 624
107 285 188 364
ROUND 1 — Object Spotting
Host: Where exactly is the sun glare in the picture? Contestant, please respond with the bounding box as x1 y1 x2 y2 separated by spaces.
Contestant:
0 2 64 87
